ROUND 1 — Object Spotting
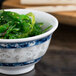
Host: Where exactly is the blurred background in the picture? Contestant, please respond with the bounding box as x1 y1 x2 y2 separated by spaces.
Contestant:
0 0 76 76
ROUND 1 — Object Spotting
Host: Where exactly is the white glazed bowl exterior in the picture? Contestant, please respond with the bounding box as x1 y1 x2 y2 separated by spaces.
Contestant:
0 38 51 63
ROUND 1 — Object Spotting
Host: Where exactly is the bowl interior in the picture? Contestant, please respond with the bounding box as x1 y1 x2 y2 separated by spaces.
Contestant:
5 9 57 31
0 9 58 42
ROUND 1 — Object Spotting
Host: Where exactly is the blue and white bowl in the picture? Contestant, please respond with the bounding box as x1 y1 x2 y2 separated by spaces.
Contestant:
0 9 58 75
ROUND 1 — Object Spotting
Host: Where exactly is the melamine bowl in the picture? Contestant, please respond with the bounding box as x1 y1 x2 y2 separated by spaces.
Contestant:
0 9 58 75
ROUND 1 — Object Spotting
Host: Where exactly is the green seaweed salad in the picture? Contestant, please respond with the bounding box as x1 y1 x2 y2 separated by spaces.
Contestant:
0 10 52 39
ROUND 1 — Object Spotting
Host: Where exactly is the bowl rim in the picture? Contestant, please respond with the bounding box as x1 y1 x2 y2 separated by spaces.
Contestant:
0 9 58 43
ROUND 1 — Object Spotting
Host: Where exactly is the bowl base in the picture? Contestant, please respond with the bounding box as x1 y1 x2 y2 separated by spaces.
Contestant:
0 64 35 75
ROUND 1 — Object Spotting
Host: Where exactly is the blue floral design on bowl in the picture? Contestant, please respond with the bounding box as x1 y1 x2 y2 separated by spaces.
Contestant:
0 57 42 67
0 35 51 49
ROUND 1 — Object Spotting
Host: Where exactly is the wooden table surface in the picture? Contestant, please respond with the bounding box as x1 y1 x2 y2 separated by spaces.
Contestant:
0 24 76 76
